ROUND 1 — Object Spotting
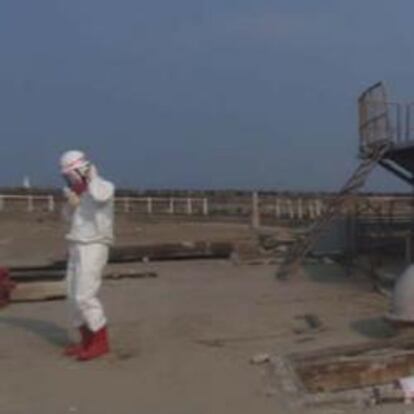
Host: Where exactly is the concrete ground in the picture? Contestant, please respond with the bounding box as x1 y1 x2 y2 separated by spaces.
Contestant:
0 217 408 413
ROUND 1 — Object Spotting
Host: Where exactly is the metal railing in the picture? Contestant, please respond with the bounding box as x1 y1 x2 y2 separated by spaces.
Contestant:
358 82 392 150
114 196 209 215
358 81 414 152
1 192 413 224
0 194 56 213
0 195 210 216
0 193 329 221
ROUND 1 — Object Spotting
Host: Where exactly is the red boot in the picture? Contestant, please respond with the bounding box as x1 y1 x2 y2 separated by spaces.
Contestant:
77 326 110 361
64 325 91 357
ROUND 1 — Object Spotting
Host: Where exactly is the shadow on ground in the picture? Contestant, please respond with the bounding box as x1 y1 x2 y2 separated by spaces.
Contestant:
303 262 354 284
351 317 398 339
0 316 69 346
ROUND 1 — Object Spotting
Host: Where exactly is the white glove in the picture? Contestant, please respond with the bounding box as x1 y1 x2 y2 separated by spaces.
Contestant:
87 164 98 182
63 187 80 208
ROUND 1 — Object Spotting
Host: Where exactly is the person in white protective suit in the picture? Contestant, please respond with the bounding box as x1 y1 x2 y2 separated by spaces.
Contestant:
60 150 114 361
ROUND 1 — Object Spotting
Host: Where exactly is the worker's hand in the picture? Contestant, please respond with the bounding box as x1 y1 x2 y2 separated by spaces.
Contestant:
63 187 80 208
87 164 98 182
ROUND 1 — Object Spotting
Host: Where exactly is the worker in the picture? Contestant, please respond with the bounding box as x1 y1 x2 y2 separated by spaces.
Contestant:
60 150 114 361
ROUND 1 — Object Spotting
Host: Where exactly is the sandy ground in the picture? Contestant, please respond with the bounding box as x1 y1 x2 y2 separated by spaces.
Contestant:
0 216 409 413
0 214 255 266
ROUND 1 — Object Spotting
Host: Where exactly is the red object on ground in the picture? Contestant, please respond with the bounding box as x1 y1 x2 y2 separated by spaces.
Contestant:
0 267 16 308
77 326 110 361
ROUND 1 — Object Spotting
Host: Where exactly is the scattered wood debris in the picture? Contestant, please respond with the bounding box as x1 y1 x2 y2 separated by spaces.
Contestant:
273 335 414 408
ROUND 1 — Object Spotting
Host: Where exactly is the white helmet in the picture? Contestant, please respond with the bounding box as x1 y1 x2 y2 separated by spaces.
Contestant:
60 150 90 174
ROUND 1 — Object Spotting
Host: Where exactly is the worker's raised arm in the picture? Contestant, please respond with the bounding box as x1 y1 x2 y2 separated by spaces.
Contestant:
88 165 115 203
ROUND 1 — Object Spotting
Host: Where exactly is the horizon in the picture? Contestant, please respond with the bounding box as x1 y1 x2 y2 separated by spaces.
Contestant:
0 184 412 196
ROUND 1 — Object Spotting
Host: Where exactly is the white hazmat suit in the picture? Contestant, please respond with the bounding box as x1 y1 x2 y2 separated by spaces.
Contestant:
64 170 115 332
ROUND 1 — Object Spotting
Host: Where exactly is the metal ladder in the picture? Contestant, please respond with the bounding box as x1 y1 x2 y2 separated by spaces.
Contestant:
276 141 391 280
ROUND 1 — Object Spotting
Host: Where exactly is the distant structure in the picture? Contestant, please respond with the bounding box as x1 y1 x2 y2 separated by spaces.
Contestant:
22 176 31 189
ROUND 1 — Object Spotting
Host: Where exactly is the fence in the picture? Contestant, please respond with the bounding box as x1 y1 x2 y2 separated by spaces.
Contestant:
0 195 209 216
1 193 412 224
114 197 209 216
0 195 57 213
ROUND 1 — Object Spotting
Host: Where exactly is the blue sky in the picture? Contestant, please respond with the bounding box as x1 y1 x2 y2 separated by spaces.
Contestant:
0 0 413 190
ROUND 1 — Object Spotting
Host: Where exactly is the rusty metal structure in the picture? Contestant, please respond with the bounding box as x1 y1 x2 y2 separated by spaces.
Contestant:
277 81 414 280
359 82 414 184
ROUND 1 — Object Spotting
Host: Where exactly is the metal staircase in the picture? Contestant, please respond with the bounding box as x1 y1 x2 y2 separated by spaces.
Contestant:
276 141 391 279
276 82 395 280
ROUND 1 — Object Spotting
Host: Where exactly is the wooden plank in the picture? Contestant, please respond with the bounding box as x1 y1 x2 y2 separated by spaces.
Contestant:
11 281 65 302
296 353 414 392
9 271 158 302
288 335 414 393
289 334 414 365
108 241 233 262
10 269 158 282
10 270 65 281
9 241 234 275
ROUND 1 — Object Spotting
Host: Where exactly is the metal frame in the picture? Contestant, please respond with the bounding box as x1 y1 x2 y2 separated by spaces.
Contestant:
359 82 414 152
358 82 393 152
